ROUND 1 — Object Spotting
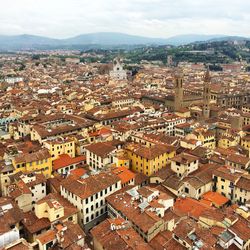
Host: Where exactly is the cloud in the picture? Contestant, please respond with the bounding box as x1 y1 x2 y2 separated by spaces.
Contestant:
0 0 249 38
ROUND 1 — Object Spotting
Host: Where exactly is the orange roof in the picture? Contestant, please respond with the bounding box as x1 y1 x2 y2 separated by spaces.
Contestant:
53 154 86 171
200 199 212 206
112 166 135 184
55 223 64 232
110 217 125 226
36 230 55 245
211 226 225 236
70 168 87 177
201 191 229 207
89 127 112 137
174 197 213 219
8 89 22 95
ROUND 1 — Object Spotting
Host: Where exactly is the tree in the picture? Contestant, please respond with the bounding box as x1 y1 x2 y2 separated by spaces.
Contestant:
32 55 40 60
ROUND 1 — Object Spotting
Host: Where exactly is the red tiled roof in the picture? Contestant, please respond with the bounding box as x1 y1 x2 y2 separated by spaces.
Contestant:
70 167 87 177
89 127 112 137
53 154 86 171
112 166 135 184
36 230 56 244
201 191 229 207
174 197 213 219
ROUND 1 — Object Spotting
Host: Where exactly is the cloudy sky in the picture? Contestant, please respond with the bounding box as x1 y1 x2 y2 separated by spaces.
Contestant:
0 0 250 38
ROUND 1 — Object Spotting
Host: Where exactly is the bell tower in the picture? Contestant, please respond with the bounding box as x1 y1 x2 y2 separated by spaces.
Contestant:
174 68 184 111
203 69 211 119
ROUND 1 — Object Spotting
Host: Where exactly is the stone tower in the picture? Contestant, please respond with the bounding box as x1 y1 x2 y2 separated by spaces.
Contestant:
203 69 211 119
174 68 184 111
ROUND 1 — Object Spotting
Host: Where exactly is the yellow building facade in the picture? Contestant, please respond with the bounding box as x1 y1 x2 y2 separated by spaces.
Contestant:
44 138 75 161
12 149 52 178
218 136 238 149
126 143 176 176
197 132 216 150
241 135 250 152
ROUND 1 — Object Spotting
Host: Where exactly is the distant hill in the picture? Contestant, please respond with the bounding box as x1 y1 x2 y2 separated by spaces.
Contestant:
0 34 60 48
165 34 228 45
63 32 167 45
207 36 250 42
0 32 249 50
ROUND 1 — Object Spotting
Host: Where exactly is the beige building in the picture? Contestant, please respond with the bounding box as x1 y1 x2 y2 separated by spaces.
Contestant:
35 193 78 225
7 172 47 212
21 192 78 243
213 166 249 203
170 153 199 177
234 175 250 205
0 162 14 196
182 164 219 199
225 153 250 171
85 141 122 170
60 172 121 232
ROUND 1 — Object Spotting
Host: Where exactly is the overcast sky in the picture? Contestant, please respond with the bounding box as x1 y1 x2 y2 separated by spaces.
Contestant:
0 0 250 38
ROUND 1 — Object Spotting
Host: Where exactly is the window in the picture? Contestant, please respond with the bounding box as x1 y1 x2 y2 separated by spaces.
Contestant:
174 235 179 240
46 242 53 249
91 205 94 211
86 208 89 213
185 187 189 194
86 217 89 223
